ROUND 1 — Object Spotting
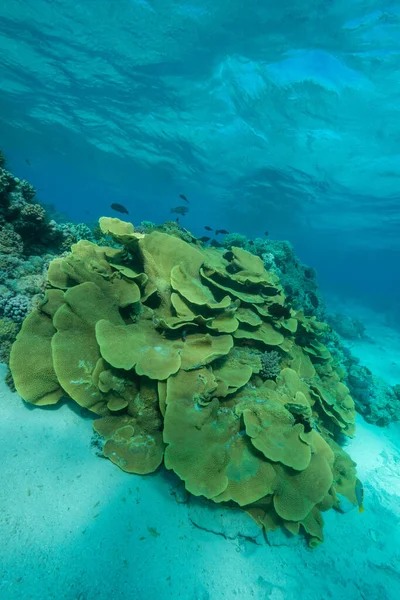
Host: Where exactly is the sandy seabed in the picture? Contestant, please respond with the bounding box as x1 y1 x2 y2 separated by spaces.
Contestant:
1 311 400 600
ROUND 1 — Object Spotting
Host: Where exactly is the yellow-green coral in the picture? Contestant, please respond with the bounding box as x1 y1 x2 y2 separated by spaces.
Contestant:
9 216 359 546
10 306 64 406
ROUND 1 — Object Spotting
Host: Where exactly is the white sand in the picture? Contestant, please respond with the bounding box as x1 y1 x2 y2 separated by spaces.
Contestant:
1 357 400 600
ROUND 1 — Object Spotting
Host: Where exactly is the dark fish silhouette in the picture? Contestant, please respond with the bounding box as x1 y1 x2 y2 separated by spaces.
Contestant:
176 217 180 223
204 226 213 231
110 203 129 215
249 240 254 245
215 229 229 235
210 239 223 248
171 206 188 216
199 236 210 243
25 158 31 166
264 231 269 236
179 194 189 203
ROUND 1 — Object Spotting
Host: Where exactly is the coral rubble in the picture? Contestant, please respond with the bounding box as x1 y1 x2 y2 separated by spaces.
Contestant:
10 215 360 547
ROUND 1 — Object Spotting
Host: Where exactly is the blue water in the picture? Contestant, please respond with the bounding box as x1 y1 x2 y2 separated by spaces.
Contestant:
1 1 400 319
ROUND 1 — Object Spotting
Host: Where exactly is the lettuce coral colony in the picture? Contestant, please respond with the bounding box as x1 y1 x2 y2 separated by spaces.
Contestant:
10 216 359 547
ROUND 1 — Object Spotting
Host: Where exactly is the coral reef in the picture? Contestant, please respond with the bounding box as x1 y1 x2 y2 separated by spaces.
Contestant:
346 361 399 426
323 327 400 426
0 317 19 364
0 165 62 253
0 156 105 258
125 225 323 319
0 157 104 363
221 234 324 318
55 221 98 250
10 215 359 547
134 220 156 234
260 350 281 380
0 227 23 254
0 263 45 364
1 293 30 322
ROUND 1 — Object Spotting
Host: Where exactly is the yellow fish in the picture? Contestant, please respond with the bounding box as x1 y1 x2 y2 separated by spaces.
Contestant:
355 478 364 513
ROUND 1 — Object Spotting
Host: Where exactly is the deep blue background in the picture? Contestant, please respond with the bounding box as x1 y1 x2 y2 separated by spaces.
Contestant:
1 0 399 321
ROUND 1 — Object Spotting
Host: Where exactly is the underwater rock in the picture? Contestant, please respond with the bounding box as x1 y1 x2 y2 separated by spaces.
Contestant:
327 313 366 340
348 363 400 426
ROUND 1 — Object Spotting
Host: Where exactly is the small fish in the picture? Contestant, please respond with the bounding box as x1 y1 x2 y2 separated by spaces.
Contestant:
215 229 229 235
204 226 213 231
264 231 269 237
249 240 254 245
181 329 187 342
210 239 222 248
171 205 188 216
147 526 160 537
110 203 129 215
25 158 31 166
176 217 180 223
179 194 189 203
355 478 364 513
199 236 210 243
